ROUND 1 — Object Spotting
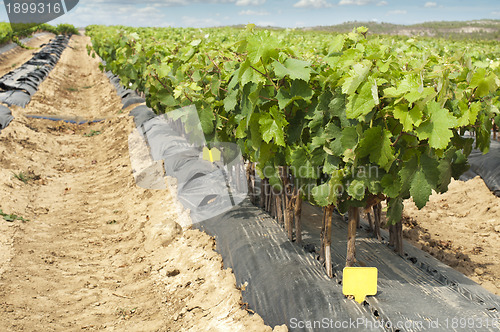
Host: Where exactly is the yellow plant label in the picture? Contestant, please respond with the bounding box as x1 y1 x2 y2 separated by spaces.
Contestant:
202 147 221 163
342 267 378 303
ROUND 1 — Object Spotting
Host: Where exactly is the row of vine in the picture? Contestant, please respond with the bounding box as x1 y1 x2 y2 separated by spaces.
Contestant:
87 24 499 273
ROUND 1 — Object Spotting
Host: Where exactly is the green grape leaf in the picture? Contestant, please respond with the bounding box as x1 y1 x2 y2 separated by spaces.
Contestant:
381 174 401 198
384 74 420 98
342 61 371 95
405 87 435 104
249 113 262 150
246 31 280 65
224 89 238 112
437 157 452 193
287 110 306 144
241 83 259 124
347 179 366 201
328 34 345 53
470 68 498 98
451 150 470 179
387 197 403 225
323 154 341 173
210 75 221 96
393 104 422 132
346 82 376 120
399 157 418 195
235 119 246 139
357 127 395 171
324 122 341 140
416 101 458 150
272 58 313 82
340 126 359 151
238 59 265 87
410 169 432 209
156 63 171 78
290 146 318 179
312 183 330 207
308 110 324 132
276 79 314 110
457 101 481 127
259 107 287 147
420 153 440 186
198 107 215 134
158 90 178 107
475 112 492 153
370 77 380 106
311 170 343 206
257 143 273 167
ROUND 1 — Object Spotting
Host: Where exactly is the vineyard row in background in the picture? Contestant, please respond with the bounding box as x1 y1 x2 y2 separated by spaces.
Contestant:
0 23 78 47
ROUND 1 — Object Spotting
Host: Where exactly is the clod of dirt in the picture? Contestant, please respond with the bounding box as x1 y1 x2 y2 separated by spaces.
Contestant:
144 218 183 251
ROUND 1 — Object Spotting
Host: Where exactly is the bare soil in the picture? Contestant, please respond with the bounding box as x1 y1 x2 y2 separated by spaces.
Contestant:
0 34 285 331
402 177 500 296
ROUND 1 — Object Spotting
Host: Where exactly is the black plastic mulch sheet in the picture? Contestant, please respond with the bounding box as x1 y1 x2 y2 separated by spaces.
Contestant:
129 105 240 223
196 201 500 331
461 139 500 197
105 71 145 109
196 201 383 331
0 105 14 133
0 35 70 108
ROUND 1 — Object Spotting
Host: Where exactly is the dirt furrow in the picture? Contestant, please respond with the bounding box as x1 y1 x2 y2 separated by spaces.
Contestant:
0 34 279 331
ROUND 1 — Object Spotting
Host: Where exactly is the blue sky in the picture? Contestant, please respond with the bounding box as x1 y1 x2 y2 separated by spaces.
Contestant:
1 0 500 28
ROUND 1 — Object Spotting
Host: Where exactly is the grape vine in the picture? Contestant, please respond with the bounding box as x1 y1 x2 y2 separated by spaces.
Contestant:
87 24 499 269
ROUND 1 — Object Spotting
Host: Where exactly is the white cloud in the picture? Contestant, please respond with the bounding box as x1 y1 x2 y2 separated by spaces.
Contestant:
377 1 388 6
387 9 407 15
86 0 234 6
50 1 174 27
338 0 372 5
239 9 270 15
294 0 333 8
235 0 265 6
137 7 158 14
424 1 437 7
182 16 222 27
493 11 500 15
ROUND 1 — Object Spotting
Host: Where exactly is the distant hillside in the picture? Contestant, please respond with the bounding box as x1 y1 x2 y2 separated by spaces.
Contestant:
303 20 500 40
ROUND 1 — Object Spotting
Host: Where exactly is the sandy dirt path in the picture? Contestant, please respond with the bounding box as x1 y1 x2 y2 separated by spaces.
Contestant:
0 33 55 77
0 34 282 331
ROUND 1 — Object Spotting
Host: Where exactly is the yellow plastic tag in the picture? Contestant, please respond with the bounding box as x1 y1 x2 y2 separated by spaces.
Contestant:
202 147 221 163
342 267 378 303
